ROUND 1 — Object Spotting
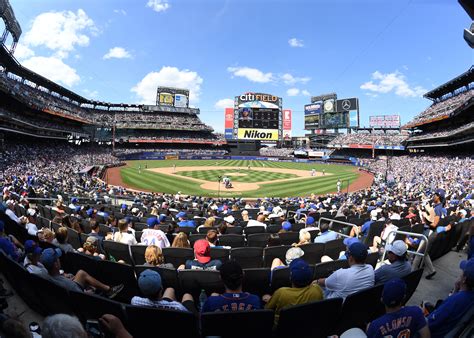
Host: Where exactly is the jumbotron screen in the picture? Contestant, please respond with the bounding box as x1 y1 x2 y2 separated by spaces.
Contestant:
238 108 279 129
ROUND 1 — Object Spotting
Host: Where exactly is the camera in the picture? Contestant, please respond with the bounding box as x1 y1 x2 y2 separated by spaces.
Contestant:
85 319 104 338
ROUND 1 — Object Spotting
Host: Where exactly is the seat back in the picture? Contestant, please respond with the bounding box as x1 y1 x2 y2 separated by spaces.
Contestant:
189 233 206 247
130 244 147 266
270 266 291 292
178 270 225 299
125 305 198 338
103 241 133 265
323 239 345 260
244 226 266 235
277 298 344 338
299 243 325 264
243 268 271 296
95 260 138 303
65 227 82 250
278 232 300 245
69 290 126 325
313 260 349 279
363 221 385 246
29 273 74 315
225 226 244 235
162 247 194 268
201 310 274 338
247 233 271 247
401 268 423 304
263 245 292 267
218 234 246 248
336 284 385 334
62 252 99 276
230 247 263 269
366 252 379 268
210 247 230 264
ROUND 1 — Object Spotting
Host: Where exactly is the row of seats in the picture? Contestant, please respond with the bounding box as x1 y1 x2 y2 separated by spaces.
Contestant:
0 249 424 338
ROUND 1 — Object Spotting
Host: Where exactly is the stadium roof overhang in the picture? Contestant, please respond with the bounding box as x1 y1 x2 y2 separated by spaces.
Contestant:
0 45 89 103
424 67 474 100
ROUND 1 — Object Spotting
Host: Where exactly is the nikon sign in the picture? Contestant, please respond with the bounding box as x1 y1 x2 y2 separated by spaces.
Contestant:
237 128 279 141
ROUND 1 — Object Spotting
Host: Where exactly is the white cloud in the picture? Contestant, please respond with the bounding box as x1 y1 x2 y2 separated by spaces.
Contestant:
288 38 304 48
22 56 80 87
281 73 311 85
113 9 127 15
14 43 35 60
132 66 203 104
214 98 234 109
103 47 132 60
286 88 300 96
227 66 273 83
23 9 96 59
146 0 170 13
82 89 99 98
360 71 426 98
302 90 311 96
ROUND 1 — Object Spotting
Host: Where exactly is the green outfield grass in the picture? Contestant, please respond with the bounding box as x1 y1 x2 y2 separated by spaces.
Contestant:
119 160 359 198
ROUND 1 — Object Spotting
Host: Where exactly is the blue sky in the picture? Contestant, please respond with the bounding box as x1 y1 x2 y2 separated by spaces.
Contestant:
6 0 473 134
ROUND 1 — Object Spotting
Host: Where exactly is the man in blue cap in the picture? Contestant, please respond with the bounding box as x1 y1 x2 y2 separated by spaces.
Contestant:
264 258 323 326
131 269 196 313
23 240 47 275
40 248 123 299
366 279 429 338
427 258 474 337
316 242 374 299
140 217 170 248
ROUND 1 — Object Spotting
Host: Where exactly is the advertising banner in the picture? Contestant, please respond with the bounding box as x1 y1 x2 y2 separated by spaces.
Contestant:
283 109 292 130
348 144 374 149
225 108 234 129
369 115 401 128
237 128 279 141
224 128 233 139
305 114 320 128
174 94 188 108
304 102 322 115
158 93 174 106
336 98 358 112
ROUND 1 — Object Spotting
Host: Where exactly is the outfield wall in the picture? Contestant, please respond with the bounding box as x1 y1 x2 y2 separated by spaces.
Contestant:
116 153 359 165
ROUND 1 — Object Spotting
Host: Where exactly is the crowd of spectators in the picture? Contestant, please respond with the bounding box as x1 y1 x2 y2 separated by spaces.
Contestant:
405 89 473 127
259 147 295 157
408 121 474 141
329 133 408 147
115 148 228 155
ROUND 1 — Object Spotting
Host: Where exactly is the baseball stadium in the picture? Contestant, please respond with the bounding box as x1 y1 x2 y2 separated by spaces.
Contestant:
0 0 473 337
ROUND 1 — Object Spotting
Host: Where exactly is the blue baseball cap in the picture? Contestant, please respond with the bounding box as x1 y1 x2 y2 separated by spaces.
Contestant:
74 206 81 213
24 240 42 255
435 189 446 200
343 237 360 247
289 258 313 287
159 214 167 222
282 221 292 231
306 217 315 225
176 211 187 219
121 203 127 209
138 269 162 296
347 242 368 261
86 208 94 216
146 217 160 228
460 258 474 281
71 197 78 204
382 278 407 307
0 220 4 232
40 248 62 270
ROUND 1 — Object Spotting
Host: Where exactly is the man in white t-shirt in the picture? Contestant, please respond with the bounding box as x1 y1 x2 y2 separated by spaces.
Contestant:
315 242 374 299
140 217 170 248
247 214 267 228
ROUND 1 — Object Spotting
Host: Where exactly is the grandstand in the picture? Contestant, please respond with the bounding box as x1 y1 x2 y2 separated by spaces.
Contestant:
404 67 474 151
0 0 473 337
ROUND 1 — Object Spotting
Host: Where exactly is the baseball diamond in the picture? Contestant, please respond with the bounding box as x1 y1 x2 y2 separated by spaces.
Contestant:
109 160 368 198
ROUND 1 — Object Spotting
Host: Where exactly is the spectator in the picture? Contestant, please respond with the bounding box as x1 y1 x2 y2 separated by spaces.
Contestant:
4 200 20 224
171 232 191 248
23 240 47 275
264 258 323 326
131 269 196 313
205 229 219 247
77 236 106 260
40 248 123 298
42 314 87 338
316 242 374 299
374 240 412 284
426 258 474 337
293 229 311 247
366 279 430 338
140 217 170 248
202 261 261 312
113 219 137 245
314 222 338 243
180 239 222 270
271 247 305 270
144 245 174 268
0 220 21 261
52 227 75 253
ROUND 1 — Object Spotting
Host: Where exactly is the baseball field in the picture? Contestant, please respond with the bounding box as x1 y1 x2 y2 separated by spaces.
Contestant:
107 160 373 198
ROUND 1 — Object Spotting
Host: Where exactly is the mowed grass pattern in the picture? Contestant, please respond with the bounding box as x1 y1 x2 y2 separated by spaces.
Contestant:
120 160 360 198
176 169 297 183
